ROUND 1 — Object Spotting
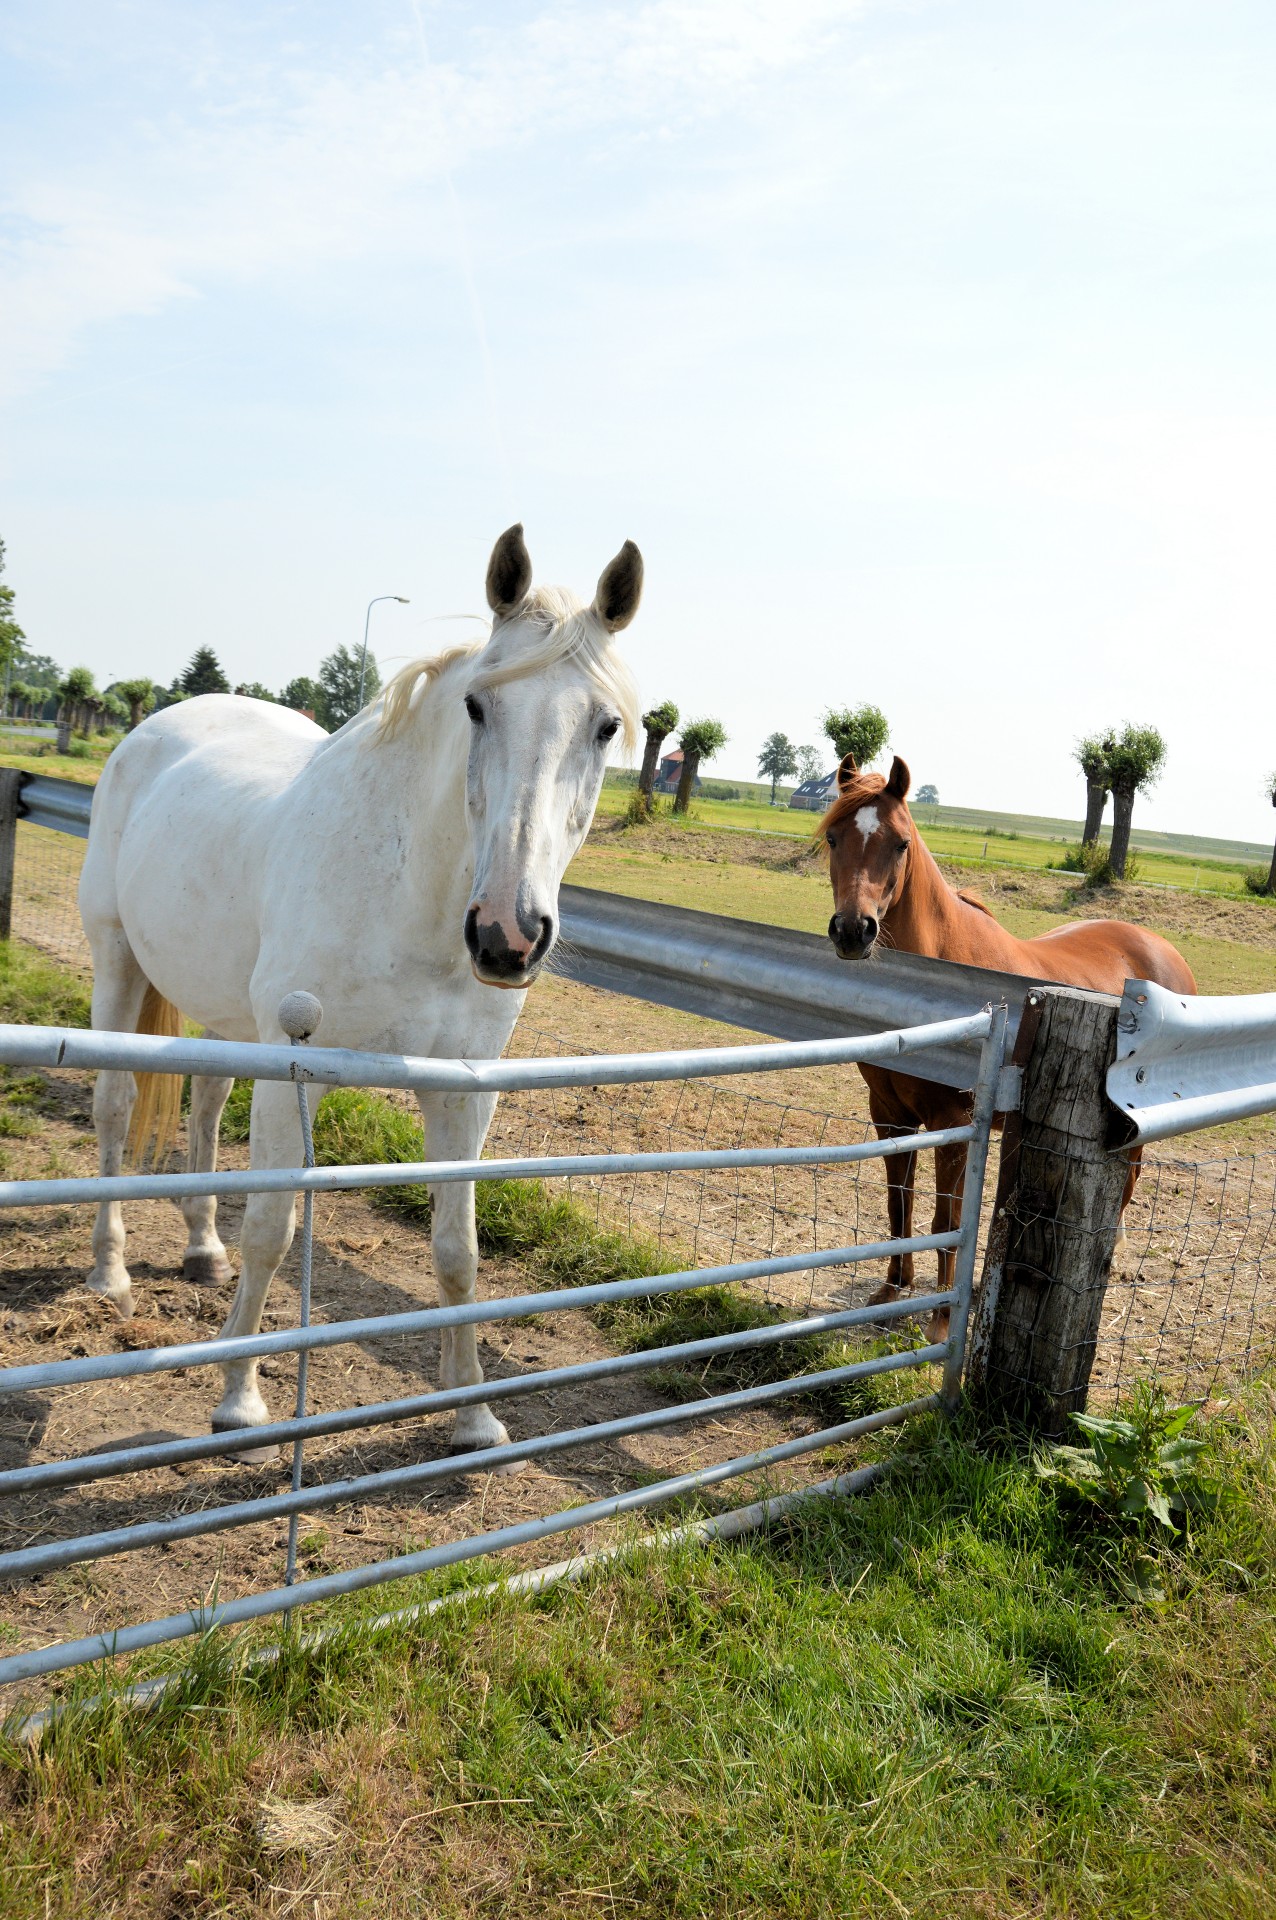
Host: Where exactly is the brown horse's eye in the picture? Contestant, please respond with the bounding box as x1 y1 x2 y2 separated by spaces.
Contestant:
826 830 837 848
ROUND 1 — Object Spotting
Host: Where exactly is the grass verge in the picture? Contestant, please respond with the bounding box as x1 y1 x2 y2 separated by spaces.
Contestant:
3 1397 1275 1917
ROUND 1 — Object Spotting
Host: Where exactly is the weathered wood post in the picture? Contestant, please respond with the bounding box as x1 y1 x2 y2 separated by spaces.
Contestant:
966 984 1129 1435
0 766 24 942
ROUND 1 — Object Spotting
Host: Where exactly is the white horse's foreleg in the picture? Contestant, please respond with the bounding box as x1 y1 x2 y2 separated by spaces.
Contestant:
210 1077 301 1453
181 1055 234 1286
418 1088 519 1465
86 931 150 1320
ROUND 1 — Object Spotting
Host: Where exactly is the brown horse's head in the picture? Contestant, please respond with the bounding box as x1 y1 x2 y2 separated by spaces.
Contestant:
820 753 913 959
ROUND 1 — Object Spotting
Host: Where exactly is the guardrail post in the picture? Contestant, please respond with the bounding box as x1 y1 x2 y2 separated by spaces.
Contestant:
0 766 24 941
966 984 1128 1436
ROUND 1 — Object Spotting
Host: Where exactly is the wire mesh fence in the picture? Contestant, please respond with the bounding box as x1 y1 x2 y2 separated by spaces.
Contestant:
4 806 1276 1409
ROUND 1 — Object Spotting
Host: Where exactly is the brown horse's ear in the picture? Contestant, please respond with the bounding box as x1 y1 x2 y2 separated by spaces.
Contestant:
885 755 911 800
486 523 533 616
837 753 858 792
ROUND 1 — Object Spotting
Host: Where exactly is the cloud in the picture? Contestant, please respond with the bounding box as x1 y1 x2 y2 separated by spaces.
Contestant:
0 0 866 400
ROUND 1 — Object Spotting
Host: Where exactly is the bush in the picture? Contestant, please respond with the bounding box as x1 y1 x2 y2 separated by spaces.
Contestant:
1054 842 1139 886
1243 867 1273 896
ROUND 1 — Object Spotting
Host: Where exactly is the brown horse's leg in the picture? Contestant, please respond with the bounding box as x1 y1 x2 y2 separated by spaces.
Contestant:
925 1138 970 1343
1113 1146 1143 1266
863 1069 918 1313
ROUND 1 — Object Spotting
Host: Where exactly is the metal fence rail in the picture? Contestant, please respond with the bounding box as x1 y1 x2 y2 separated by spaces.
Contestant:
0 1000 1009 1694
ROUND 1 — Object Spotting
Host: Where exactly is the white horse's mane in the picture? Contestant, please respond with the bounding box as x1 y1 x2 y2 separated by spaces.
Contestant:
375 585 640 755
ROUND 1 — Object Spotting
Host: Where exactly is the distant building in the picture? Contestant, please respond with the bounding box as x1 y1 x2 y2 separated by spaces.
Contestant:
788 770 838 812
655 748 698 795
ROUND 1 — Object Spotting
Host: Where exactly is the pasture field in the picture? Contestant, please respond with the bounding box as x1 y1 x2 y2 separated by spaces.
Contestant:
594 780 1276 899
2 759 1276 1914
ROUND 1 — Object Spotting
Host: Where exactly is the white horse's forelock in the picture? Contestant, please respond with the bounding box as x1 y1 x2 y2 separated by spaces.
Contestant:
375 585 640 755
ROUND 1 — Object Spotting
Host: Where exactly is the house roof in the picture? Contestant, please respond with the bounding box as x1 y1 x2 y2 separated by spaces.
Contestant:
793 771 837 796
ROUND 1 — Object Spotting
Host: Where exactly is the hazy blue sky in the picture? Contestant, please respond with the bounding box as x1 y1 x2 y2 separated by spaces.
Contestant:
2 1 1273 840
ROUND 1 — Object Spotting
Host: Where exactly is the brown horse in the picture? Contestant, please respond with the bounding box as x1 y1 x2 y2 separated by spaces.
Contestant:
821 752 1196 1335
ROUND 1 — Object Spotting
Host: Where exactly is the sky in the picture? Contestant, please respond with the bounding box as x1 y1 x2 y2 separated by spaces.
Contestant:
1 0 1274 842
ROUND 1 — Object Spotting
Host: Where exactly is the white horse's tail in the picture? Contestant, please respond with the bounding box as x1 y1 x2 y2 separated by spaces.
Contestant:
126 984 185 1168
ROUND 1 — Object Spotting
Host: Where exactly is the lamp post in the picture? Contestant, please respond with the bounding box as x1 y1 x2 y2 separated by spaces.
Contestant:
359 595 410 709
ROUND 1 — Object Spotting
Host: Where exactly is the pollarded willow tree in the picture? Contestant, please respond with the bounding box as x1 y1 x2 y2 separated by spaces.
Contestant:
1262 770 1276 897
1107 724 1167 879
673 717 727 815
115 678 156 730
636 700 679 814
821 703 889 768
1075 733 1115 848
757 730 798 804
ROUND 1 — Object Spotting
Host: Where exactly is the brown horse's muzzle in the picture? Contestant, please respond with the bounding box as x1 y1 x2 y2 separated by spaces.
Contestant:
828 911 878 960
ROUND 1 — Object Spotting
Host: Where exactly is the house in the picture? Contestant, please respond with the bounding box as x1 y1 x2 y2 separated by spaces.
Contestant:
788 770 838 812
654 748 698 795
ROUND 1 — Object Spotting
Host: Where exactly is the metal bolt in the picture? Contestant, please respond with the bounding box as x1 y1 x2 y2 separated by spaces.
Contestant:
278 991 324 1042
1135 1067 1146 1083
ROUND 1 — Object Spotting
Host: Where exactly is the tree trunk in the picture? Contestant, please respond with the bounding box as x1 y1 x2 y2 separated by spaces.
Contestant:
128 699 143 729
56 715 71 753
770 773 778 804
1081 779 1108 848
1266 831 1276 897
637 728 665 801
673 749 700 815
1108 783 1135 878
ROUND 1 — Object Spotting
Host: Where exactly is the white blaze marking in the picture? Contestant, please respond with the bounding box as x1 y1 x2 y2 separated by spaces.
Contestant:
853 805 880 840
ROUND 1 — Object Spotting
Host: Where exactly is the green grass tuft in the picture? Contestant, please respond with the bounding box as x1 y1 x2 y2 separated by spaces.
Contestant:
0 941 91 1028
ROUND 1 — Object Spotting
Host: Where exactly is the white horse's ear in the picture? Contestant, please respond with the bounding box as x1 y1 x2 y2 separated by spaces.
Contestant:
486 523 533 616
886 755 911 800
592 540 644 632
837 753 858 792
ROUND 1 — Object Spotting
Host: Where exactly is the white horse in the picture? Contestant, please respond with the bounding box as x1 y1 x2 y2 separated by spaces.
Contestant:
79 524 642 1458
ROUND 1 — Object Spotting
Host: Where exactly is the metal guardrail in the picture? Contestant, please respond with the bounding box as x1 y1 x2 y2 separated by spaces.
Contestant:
16 770 94 837
9 772 1028 1098
1109 978 1276 1144
556 885 1029 1097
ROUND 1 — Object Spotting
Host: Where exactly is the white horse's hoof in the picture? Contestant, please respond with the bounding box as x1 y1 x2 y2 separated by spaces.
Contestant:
447 1411 524 1474
86 1271 135 1320
182 1250 234 1286
447 1443 527 1477
210 1416 280 1466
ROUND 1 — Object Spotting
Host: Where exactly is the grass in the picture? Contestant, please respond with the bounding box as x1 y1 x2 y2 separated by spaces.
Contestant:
0 941 92 1029
3 1397 1275 1917
0 729 120 785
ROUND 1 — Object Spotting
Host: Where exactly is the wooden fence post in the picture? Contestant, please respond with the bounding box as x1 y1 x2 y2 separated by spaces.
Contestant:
966 984 1128 1436
0 767 24 943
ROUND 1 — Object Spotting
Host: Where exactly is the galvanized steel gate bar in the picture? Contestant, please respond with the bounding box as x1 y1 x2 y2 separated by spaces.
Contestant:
0 1002 1009 1692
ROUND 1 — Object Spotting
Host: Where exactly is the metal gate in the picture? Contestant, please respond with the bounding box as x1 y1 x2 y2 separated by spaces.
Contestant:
0 998 1008 1698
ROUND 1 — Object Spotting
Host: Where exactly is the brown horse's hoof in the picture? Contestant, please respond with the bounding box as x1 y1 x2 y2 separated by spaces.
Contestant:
183 1251 233 1286
924 1309 952 1343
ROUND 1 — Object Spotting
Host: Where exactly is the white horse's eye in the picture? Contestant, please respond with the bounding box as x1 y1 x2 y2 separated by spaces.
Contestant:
464 695 484 726
597 716 620 743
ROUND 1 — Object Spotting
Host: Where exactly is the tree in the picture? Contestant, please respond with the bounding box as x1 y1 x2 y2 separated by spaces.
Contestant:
100 692 128 731
6 679 27 718
1262 771 1276 897
114 678 156 730
179 647 230 697
56 666 97 749
0 536 25 692
1107 724 1167 879
673 718 727 815
281 676 328 727
636 700 679 815
915 783 939 806
1075 733 1115 847
757 731 798 804
821 704 889 768
319 644 378 730
794 744 822 785
235 681 277 703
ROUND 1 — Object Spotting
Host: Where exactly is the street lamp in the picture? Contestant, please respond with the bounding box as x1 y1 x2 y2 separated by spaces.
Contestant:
359 595 410 709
